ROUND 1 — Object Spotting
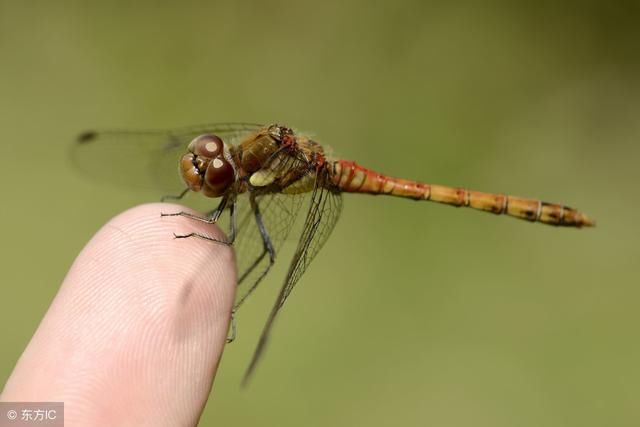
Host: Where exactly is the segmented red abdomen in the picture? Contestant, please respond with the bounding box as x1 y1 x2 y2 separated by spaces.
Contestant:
330 160 595 228
330 160 426 197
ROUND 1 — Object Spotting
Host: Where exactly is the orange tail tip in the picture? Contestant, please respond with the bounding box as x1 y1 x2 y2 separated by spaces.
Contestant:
577 213 596 227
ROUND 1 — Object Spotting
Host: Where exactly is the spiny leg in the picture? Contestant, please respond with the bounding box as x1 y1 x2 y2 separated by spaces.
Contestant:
171 198 238 245
173 232 231 245
227 201 238 244
160 187 190 202
235 250 268 308
226 309 237 343
234 194 277 309
161 195 228 224
168 198 239 341
238 251 268 284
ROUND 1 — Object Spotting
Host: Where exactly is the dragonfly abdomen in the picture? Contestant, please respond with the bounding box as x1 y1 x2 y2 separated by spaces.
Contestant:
330 160 595 228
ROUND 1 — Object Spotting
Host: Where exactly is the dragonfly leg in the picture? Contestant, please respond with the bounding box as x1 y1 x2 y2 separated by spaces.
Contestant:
227 201 237 244
160 187 189 202
226 309 237 343
163 211 215 223
234 250 269 308
250 195 276 264
234 195 276 308
161 195 228 224
170 197 236 244
173 232 231 246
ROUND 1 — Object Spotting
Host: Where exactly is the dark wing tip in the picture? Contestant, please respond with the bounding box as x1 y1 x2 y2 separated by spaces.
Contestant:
76 130 98 144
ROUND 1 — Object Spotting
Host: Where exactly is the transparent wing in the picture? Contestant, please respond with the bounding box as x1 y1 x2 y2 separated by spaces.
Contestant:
71 122 262 194
230 147 317 308
229 191 306 309
242 170 343 384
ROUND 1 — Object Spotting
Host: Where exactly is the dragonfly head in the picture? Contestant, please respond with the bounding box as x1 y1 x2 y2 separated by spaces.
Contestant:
180 134 236 198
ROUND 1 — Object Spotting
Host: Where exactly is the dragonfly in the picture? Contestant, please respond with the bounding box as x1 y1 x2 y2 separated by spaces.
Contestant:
73 122 595 384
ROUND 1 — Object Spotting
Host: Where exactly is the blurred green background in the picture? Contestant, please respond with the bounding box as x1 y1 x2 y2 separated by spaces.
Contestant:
1 1 639 426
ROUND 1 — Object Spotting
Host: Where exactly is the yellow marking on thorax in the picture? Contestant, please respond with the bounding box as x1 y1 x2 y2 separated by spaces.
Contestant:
249 169 277 187
248 154 285 187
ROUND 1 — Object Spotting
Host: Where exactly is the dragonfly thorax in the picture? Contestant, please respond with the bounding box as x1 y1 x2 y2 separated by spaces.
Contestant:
180 134 236 198
236 129 281 173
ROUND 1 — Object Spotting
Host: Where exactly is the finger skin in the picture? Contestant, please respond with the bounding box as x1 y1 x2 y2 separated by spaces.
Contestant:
1 203 236 427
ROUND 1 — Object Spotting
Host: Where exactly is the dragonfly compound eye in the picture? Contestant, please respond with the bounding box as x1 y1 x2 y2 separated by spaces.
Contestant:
188 134 224 158
203 156 235 197
180 153 206 191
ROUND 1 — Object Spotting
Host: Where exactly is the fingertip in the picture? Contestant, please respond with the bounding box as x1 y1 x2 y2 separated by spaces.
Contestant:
74 203 237 336
3 203 236 425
